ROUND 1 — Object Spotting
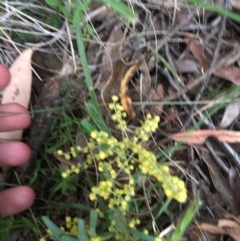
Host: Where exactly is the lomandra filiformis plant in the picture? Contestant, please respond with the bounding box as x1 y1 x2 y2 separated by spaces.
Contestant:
57 95 187 238
58 95 187 206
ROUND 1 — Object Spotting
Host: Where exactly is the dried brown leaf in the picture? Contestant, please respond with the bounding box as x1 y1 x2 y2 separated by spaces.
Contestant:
0 48 33 140
185 36 210 70
214 66 240 85
119 65 138 119
170 129 240 145
174 58 199 73
219 102 240 128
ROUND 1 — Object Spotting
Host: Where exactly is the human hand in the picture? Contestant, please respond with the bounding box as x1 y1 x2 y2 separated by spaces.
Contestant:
0 65 35 217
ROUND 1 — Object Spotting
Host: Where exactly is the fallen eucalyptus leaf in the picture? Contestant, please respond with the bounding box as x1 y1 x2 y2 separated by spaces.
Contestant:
0 48 34 141
214 66 240 85
219 102 240 128
170 129 240 144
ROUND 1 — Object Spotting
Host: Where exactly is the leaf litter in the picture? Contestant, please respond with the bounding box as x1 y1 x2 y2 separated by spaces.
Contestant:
2 0 240 240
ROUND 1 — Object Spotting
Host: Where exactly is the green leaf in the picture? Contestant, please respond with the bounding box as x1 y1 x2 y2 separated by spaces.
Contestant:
77 219 89 241
170 193 201 241
85 103 110 133
42 216 65 237
89 210 98 237
100 0 137 23
128 228 156 241
112 208 128 233
80 118 96 135
61 235 79 241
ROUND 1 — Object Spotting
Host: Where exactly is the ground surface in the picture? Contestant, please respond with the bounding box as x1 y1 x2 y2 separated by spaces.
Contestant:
1 0 240 240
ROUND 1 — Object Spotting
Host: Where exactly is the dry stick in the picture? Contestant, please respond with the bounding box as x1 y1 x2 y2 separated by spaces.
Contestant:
164 44 240 102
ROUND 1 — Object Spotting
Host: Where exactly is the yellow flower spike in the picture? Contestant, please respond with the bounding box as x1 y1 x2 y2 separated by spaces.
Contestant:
39 238 46 241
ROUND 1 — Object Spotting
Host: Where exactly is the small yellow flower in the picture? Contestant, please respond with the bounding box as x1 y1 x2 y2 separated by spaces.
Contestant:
64 154 71 161
99 151 107 160
57 149 63 155
89 193 96 201
112 95 119 102
70 147 77 158
61 172 68 179
90 131 98 139
65 216 71 223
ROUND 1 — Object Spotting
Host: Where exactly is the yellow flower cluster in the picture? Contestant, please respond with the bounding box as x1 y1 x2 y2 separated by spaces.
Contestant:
109 96 127 130
57 148 81 178
128 218 140 229
60 216 78 235
57 95 187 217
138 152 187 203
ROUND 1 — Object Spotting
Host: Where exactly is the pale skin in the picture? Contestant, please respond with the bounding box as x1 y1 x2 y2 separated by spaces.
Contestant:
0 65 35 217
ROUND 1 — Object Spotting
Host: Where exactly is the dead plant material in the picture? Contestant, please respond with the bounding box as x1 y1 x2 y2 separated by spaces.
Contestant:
0 48 34 141
119 64 138 119
170 129 240 144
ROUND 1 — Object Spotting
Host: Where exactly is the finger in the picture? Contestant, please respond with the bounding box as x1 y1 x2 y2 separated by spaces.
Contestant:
0 65 10 89
0 186 35 217
0 103 31 132
0 142 30 166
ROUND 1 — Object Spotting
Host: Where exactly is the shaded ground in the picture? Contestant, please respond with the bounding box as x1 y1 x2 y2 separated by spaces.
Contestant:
1 0 240 240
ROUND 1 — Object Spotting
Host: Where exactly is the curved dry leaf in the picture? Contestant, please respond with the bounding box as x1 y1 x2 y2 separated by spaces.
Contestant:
170 129 240 145
219 102 240 128
0 48 34 141
185 36 210 70
119 64 138 119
